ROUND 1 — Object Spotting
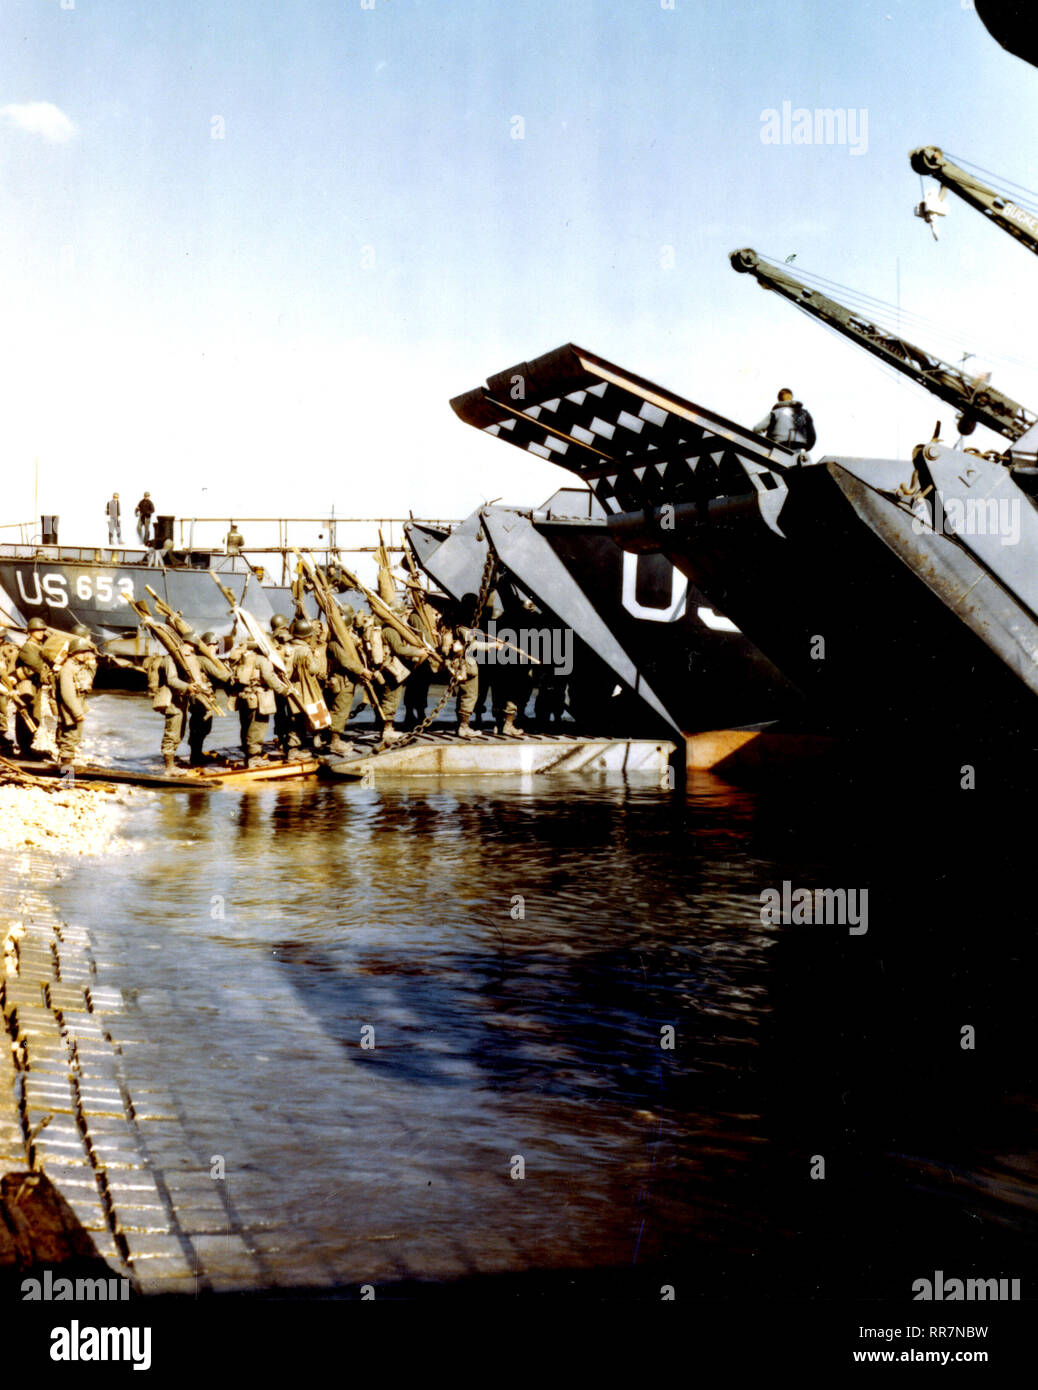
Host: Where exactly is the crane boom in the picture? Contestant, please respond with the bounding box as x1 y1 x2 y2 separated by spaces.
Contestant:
910 145 1038 258
729 247 1035 442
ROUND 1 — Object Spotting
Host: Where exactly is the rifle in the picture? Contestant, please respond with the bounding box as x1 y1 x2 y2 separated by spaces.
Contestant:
209 573 329 732
144 585 232 683
375 532 397 607
328 559 441 666
1 673 38 732
466 630 543 665
122 595 225 718
209 573 289 676
291 551 384 717
401 541 440 647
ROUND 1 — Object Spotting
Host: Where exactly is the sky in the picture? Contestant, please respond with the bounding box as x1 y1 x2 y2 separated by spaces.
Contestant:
3 0 1038 549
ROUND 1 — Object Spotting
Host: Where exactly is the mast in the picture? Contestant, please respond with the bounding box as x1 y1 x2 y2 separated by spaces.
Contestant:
729 247 1035 441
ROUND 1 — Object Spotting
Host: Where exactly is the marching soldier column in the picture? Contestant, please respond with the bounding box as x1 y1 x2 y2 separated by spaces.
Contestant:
1 540 544 774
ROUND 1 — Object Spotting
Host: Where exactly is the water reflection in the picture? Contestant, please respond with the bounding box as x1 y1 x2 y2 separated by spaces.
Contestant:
24 697 1037 1293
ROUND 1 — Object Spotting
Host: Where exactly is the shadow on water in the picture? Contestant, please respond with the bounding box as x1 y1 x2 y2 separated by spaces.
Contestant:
43 703 1038 1296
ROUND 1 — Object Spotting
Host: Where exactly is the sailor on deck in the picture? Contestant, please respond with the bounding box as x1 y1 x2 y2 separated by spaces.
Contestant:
754 389 816 453
135 492 154 544
106 493 122 545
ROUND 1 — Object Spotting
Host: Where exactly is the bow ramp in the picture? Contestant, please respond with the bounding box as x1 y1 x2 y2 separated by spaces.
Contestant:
450 343 798 535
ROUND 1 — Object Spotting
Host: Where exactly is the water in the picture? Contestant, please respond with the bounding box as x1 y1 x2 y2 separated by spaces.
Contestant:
27 694 1038 1295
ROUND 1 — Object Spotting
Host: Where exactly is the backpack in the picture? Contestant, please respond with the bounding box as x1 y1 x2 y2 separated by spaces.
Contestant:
794 406 816 451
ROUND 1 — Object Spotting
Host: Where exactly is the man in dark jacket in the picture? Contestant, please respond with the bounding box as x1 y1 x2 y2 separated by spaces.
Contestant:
135 493 155 544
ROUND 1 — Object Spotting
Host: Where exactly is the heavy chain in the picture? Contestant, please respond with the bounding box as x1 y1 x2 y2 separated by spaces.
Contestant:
473 544 498 626
374 545 498 750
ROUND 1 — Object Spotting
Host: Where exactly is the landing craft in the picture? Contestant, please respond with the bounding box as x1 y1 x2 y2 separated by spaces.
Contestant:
450 342 1038 741
0 517 412 677
449 8 1038 746
408 488 800 734
0 541 268 660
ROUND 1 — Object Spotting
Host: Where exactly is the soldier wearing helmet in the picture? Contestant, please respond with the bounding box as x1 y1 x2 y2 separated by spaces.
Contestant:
226 633 291 767
0 625 21 755
376 608 429 745
181 631 233 767
321 604 372 757
54 637 96 766
10 617 53 757
71 623 99 683
271 619 321 760
155 636 196 771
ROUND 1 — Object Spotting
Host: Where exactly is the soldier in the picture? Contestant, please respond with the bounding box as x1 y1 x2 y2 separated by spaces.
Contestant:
0 626 21 754
376 605 428 744
185 631 231 766
439 616 516 739
54 637 96 766
154 645 191 772
70 624 99 685
439 623 481 738
228 637 291 767
307 618 329 683
272 617 317 760
533 668 568 731
322 605 372 756
155 637 219 772
402 657 432 731
12 616 53 758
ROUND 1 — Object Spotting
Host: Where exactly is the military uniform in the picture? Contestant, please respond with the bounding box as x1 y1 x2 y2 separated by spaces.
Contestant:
441 625 515 737
229 644 291 765
55 644 95 764
377 621 427 741
324 625 370 751
273 628 316 757
0 632 21 752
403 662 432 729
155 654 192 766
182 633 232 765
11 622 52 757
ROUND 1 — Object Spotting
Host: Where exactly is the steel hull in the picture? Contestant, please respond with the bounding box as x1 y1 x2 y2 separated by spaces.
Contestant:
450 342 1038 739
0 545 274 653
408 498 801 735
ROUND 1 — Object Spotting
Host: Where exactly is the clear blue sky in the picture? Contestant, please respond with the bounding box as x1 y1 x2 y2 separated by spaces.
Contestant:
2 0 1038 545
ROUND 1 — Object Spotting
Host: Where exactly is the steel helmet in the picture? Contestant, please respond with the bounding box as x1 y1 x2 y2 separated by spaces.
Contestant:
270 614 290 633
68 636 91 654
291 617 313 637
201 631 217 645
27 616 47 631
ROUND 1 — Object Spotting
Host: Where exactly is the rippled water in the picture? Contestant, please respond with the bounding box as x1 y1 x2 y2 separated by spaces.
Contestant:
28 694 1038 1295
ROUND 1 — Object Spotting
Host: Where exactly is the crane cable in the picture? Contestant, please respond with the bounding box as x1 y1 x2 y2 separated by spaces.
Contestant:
941 150 1038 216
755 251 1038 375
